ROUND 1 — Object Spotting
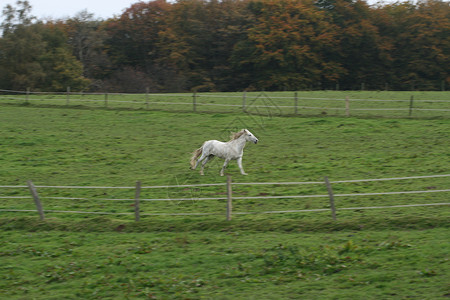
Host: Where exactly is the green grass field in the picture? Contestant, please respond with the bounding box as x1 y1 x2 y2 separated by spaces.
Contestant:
0 91 449 299
1 226 448 299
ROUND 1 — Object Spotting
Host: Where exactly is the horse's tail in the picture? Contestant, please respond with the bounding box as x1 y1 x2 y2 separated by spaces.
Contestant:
190 147 203 169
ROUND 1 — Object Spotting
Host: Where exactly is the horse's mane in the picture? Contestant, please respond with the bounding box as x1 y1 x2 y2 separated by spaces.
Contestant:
229 129 246 141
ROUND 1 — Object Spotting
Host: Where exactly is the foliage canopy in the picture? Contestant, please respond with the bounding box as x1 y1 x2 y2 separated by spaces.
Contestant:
0 0 449 92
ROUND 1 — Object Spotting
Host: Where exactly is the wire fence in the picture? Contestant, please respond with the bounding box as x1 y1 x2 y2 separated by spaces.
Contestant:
1 174 449 221
1 89 449 118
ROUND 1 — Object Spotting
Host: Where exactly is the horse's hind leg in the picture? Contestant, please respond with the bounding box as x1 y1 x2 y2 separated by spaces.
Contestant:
193 152 207 170
200 155 214 175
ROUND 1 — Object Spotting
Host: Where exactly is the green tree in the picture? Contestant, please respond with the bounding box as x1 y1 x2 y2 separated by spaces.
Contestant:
104 0 170 91
379 0 449 90
38 24 90 91
202 0 254 91
318 0 390 90
156 0 254 91
156 0 211 91
105 1 169 69
0 1 89 91
0 1 45 90
65 10 111 81
1 0 34 34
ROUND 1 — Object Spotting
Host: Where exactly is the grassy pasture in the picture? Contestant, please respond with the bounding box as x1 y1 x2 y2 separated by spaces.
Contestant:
0 99 448 218
0 92 449 299
0 225 448 299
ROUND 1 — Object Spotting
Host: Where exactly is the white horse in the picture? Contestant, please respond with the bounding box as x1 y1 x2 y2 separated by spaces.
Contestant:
190 129 258 176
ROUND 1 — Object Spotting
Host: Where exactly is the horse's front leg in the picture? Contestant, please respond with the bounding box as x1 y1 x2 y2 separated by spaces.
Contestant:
220 159 231 176
237 157 248 175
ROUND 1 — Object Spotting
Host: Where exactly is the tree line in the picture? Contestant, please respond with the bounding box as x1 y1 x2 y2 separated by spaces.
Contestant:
0 0 449 92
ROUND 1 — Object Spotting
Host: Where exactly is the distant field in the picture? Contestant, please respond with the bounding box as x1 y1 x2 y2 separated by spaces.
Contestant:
0 97 449 299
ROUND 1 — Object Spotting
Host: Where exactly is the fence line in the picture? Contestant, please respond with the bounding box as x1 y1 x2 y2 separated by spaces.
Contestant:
3 88 450 102
205 93 450 102
2 89 450 102
0 189 448 202
4 96 450 111
218 189 450 201
1 89 449 117
0 182 227 189
330 174 450 183
1 173 449 221
233 203 450 215
232 174 450 186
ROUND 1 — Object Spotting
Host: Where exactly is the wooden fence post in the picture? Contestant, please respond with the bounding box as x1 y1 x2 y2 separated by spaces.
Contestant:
145 87 150 109
26 87 30 104
226 175 232 221
193 92 197 112
294 92 298 115
324 176 337 221
104 92 108 108
345 96 350 117
134 181 141 222
145 87 149 110
242 91 247 113
66 86 70 106
27 180 45 221
409 95 414 117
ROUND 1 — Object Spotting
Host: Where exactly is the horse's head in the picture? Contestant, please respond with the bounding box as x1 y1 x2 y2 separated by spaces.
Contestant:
244 129 258 144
